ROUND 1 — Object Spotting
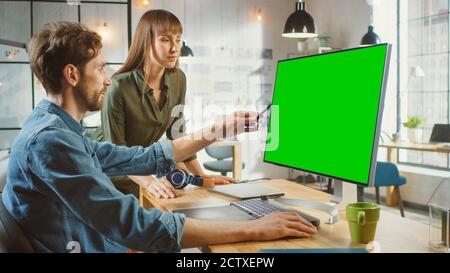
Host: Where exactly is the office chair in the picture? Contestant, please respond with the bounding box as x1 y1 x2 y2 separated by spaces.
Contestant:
374 161 406 217
203 146 245 176
0 194 34 252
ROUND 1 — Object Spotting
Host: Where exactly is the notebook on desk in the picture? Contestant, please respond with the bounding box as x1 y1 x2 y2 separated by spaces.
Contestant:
207 182 284 199
173 197 320 227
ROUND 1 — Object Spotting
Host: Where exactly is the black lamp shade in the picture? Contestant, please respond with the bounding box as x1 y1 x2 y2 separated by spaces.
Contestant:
180 41 194 57
282 1 318 39
361 26 381 45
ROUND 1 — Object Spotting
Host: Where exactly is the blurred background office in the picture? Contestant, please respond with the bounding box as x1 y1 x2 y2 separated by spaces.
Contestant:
0 0 449 220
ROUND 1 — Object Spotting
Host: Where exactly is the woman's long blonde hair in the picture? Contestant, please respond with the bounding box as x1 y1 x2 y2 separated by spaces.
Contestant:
114 10 182 98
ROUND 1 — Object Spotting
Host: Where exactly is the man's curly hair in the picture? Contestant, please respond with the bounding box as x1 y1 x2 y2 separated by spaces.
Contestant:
28 21 102 94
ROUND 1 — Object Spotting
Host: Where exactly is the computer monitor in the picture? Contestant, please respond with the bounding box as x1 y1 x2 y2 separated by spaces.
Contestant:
264 43 391 188
429 124 450 143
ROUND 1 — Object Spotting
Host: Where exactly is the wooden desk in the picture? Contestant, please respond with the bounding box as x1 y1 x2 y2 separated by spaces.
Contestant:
379 142 450 206
140 179 432 253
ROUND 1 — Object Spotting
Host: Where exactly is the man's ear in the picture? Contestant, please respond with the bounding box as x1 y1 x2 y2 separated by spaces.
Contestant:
62 64 80 87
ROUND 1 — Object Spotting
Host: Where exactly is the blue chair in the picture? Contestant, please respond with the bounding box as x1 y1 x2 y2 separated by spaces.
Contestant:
203 146 245 176
374 161 407 217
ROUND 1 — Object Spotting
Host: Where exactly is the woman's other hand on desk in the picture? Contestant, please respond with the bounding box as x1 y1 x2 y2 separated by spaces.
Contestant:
250 212 318 240
203 175 236 185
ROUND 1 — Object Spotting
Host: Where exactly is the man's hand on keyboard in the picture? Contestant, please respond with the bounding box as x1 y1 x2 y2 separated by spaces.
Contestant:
248 211 318 240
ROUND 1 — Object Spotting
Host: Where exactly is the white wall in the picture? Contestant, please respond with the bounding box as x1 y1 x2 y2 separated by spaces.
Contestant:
398 169 450 206
308 0 371 49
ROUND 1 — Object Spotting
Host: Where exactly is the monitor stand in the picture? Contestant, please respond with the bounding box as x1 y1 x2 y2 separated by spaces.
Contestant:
274 180 358 224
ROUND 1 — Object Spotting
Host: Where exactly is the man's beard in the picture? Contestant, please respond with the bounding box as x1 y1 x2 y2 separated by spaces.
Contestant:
74 84 105 112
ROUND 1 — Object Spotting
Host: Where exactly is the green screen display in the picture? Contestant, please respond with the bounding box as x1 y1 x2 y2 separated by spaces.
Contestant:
264 44 389 185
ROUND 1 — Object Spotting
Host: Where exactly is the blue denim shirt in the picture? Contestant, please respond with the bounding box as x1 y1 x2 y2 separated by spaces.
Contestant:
2 100 185 253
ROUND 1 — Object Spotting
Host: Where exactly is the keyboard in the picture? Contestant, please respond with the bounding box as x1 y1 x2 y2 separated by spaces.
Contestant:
230 198 320 227
231 198 288 219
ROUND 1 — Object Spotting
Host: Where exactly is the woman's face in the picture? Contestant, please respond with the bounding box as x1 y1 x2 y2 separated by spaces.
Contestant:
150 32 182 68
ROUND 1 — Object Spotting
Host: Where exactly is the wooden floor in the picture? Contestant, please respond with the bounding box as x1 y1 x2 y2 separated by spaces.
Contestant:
365 196 429 225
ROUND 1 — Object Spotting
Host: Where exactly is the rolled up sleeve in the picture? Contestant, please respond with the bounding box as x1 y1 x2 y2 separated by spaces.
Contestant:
155 140 176 177
91 139 176 177
155 212 185 252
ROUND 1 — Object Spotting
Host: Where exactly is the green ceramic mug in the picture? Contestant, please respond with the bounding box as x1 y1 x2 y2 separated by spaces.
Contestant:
346 202 380 244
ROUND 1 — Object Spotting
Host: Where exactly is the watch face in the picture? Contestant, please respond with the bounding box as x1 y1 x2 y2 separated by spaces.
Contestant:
168 170 187 189
172 172 184 183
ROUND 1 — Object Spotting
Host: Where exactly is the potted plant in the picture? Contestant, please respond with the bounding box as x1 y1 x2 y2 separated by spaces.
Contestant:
402 115 425 143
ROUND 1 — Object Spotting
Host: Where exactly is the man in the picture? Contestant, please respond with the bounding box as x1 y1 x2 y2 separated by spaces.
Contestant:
2 22 317 253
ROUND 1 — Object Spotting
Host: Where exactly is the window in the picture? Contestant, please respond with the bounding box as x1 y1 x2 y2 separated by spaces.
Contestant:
399 0 450 169
0 0 130 150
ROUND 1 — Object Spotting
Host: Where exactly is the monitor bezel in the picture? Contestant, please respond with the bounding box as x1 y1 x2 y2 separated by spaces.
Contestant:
263 43 392 187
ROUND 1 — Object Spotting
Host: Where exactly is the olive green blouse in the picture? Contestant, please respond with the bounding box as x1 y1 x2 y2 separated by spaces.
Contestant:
94 68 196 162
93 68 196 196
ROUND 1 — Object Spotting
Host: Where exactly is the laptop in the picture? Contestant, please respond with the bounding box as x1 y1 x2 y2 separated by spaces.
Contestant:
207 182 284 199
173 196 320 227
429 124 450 145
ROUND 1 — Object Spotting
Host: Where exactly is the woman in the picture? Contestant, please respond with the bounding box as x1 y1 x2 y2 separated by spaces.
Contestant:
94 10 234 198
